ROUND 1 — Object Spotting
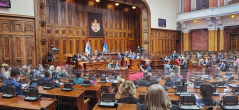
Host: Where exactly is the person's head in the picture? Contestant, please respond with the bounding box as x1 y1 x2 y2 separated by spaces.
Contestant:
10 68 21 80
166 60 170 64
138 46 140 48
110 59 113 63
44 71 52 78
118 52 120 54
145 61 150 66
133 53 135 55
118 80 136 98
75 71 82 78
73 54 77 58
49 65 54 70
55 66 61 72
0 66 5 73
200 83 213 99
170 73 175 78
197 52 199 55
6 66 11 72
145 84 172 110
164 75 172 83
144 74 151 81
174 51 176 53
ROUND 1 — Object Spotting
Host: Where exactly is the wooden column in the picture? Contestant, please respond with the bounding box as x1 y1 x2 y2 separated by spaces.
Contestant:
209 0 218 8
208 29 218 51
183 0 191 12
219 27 224 51
183 31 190 51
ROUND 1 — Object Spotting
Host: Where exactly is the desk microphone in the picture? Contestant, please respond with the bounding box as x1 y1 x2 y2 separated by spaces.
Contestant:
115 103 118 110
206 106 213 110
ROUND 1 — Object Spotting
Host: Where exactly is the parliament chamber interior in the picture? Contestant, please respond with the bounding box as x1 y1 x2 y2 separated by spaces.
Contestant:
0 0 239 110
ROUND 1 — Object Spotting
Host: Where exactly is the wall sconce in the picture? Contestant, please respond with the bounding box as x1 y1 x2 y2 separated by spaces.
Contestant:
194 20 197 23
231 14 235 18
115 3 119 6
96 0 100 2
132 6 136 9
40 21 46 27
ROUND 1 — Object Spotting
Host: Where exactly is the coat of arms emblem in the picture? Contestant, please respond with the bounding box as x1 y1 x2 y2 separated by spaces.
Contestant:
91 19 100 32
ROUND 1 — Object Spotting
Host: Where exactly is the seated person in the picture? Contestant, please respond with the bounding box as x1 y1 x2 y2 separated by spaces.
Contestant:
138 84 177 110
196 52 202 58
108 60 114 70
58 68 69 78
164 75 173 87
196 83 216 106
140 61 152 75
38 71 60 87
0 66 7 80
112 71 124 82
136 73 151 87
118 80 138 104
130 53 136 59
74 71 84 85
114 60 120 69
1 68 23 95
117 52 122 60
197 59 204 65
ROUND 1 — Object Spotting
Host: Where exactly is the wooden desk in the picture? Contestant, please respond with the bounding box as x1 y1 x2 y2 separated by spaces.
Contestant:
95 82 113 93
130 59 141 70
0 93 56 110
59 84 101 101
38 87 85 110
93 103 137 110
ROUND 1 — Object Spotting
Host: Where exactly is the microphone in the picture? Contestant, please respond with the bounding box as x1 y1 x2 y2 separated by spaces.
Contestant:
206 106 213 110
115 103 118 110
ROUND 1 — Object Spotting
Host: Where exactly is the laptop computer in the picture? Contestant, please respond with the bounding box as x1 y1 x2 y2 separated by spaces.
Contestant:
82 80 92 87
2 86 16 98
217 81 227 88
228 76 236 82
220 96 239 109
179 95 200 110
194 81 203 89
175 86 190 95
24 88 40 101
42 82 54 90
172 81 182 89
62 82 74 91
98 93 116 107
232 87 239 95
99 77 107 83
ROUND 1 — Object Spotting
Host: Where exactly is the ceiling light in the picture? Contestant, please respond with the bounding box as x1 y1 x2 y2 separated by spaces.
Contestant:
231 14 235 18
132 6 136 9
96 0 100 2
115 3 119 6
194 20 197 23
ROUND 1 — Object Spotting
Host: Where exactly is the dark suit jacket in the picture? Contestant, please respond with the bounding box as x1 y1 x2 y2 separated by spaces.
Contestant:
196 98 216 106
137 78 151 87
117 96 138 104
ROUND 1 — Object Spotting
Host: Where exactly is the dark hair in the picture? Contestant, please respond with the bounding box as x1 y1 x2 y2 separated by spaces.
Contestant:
76 71 82 78
45 71 51 78
144 74 150 80
10 68 20 77
200 83 213 98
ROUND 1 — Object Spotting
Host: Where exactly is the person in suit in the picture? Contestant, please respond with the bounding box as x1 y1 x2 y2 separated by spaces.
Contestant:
170 51 178 60
218 52 224 59
136 46 141 54
130 53 136 59
164 55 170 60
196 52 202 58
1 68 24 95
164 60 172 76
72 54 78 65
0 66 7 80
38 71 60 87
58 68 69 78
73 71 84 85
124 51 128 57
164 75 173 87
136 73 151 87
114 60 120 69
197 59 204 65
204 58 211 75
118 80 138 104
219 61 228 72
138 84 177 110
196 83 216 106
108 60 114 70
180 57 187 79
117 52 122 60
33 67 42 80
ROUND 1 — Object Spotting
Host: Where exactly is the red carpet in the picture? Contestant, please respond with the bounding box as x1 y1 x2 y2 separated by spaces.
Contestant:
129 72 144 81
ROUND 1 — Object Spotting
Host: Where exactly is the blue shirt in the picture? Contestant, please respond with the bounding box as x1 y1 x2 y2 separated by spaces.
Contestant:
165 80 173 87
146 66 152 72
117 54 122 60
130 55 135 59
33 70 42 79
74 78 84 85
38 77 60 87
1 78 23 95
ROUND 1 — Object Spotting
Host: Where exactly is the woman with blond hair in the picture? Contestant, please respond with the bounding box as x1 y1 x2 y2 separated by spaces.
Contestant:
142 84 177 110
118 80 138 104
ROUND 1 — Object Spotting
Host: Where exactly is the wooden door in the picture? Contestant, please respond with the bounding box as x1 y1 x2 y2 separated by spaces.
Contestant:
230 34 239 52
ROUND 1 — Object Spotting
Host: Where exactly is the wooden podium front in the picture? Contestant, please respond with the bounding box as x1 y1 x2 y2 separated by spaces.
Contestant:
130 59 141 70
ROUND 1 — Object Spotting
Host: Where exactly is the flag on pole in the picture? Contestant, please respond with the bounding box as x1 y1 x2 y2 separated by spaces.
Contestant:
103 37 108 54
85 37 91 55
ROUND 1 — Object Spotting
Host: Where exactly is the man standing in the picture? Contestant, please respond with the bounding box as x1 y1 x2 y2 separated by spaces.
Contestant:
180 57 187 79
140 61 152 75
117 52 122 60
171 51 178 60
136 46 141 54
164 60 172 76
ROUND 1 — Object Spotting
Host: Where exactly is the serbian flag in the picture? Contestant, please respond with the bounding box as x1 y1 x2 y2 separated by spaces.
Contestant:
103 37 108 54
85 37 91 55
